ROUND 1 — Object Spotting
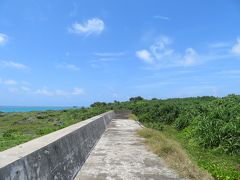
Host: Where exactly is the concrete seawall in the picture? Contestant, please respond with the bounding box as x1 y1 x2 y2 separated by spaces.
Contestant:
0 111 115 180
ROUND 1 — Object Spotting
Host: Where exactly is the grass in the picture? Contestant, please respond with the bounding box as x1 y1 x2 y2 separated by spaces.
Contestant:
128 114 139 120
138 125 240 180
0 107 108 151
138 127 214 180
178 127 240 180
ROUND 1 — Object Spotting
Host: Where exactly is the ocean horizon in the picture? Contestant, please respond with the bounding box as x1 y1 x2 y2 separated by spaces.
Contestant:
0 106 74 113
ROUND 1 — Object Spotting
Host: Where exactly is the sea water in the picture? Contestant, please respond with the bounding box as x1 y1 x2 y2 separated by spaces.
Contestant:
0 106 71 112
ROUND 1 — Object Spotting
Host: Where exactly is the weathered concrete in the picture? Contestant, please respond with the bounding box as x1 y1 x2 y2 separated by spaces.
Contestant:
0 111 115 180
75 119 180 180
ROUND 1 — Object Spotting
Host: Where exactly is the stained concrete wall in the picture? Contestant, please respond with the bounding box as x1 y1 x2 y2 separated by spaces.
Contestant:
0 111 115 180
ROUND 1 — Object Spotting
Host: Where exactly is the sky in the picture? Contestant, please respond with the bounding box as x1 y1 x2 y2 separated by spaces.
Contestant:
0 0 240 106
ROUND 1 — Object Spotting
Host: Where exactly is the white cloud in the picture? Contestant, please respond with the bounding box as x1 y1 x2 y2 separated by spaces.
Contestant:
182 48 199 66
69 18 104 36
93 52 126 62
3 79 17 85
0 33 8 46
136 36 240 69
209 42 231 48
2 80 85 96
34 87 85 96
154 15 170 21
231 38 240 56
35 88 53 96
136 36 180 67
98 57 117 62
0 61 27 69
0 78 17 85
94 52 125 57
55 89 68 96
72 87 85 95
57 63 80 71
21 86 31 92
149 36 174 60
136 50 154 64
65 64 79 71
21 81 31 86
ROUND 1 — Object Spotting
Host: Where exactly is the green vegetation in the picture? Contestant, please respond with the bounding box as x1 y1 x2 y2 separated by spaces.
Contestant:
0 107 108 151
138 128 213 179
107 95 240 179
1 94 240 179
128 114 139 120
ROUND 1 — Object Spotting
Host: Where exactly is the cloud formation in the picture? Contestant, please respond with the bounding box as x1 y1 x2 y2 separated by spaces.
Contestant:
3 79 17 85
0 61 27 69
35 87 85 96
2 81 85 97
154 15 170 21
136 36 198 67
136 50 154 64
69 18 104 36
0 78 17 85
94 52 126 62
21 86 31 92
57 63 80 71
0 33 8 46
94 52 125 57
136 36 240 69
72 87 85 95
182 48 199 66
35 88 53 96
231 38 240 56
209 42 231 48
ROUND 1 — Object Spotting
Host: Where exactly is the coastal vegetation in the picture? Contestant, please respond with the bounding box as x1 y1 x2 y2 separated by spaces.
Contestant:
108 95 240 179
1 94 240 179
0 107 108 151
138 128 213 179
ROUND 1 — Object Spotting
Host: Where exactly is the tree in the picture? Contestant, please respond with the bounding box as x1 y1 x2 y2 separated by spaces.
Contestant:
129 96 144 102
90 102 107 108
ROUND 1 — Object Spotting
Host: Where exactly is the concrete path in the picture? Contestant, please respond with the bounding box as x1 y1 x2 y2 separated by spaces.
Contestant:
75 119 180 180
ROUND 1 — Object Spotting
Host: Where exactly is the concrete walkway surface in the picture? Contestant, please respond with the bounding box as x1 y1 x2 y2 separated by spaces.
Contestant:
75 119 180 180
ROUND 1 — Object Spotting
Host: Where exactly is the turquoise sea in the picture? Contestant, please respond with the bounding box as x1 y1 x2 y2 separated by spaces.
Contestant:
0 106 71 112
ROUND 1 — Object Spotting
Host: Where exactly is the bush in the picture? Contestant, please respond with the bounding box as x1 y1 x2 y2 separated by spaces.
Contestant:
2 129 18 138
194 95 240 155
129 96 144 102
175 113 191 131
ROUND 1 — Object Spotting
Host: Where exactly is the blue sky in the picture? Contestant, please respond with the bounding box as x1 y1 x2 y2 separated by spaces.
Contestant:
0 0 240 106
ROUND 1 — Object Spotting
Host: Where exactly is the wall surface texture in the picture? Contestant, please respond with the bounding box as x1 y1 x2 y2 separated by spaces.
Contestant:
0 111 115 180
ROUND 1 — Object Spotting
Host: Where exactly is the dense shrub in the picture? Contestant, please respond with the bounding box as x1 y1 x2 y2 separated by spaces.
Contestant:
175 112 191 131
195 95 240 155
143 122 164 131
106 95 240 179
111 95 240 155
